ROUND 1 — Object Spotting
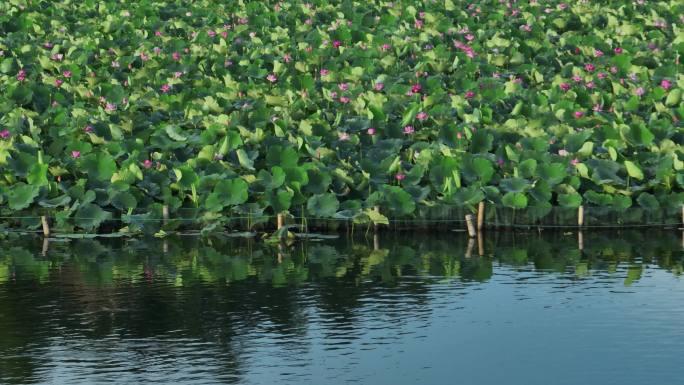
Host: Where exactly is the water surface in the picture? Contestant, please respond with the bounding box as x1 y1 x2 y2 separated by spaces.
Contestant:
1 231 683 384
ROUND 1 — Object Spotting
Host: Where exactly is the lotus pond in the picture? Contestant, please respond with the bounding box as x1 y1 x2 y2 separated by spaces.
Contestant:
1 230 684 384
0 1 683 234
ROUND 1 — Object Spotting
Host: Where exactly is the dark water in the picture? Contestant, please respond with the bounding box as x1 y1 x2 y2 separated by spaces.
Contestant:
1 230 683 385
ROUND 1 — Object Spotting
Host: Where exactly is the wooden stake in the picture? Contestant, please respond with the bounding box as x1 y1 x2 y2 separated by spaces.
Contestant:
578 231 584 251
681 204 684 225
477 201 485 231
162 205 170 226
277 213 285 230
41 237 49 257
465 237 475 258
465 214 476 237
374 232 380 251
478 233 484 257
577 205 584 227
373 206 380 231
41 216 50 237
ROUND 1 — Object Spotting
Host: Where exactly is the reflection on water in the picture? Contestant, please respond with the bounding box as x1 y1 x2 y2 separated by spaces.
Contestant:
1 231 683 385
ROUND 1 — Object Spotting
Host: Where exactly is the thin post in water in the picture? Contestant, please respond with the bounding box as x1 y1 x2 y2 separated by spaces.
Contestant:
465 214 476 238
577 205 584 227
477 201 485 231
41 215 50 237
277 212 285 230
162 205 170 226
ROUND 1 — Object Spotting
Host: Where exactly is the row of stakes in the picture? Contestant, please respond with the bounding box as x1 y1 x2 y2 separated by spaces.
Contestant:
34 204 684 257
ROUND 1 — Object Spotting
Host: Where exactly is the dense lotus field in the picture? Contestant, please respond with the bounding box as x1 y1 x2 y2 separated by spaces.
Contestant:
0 0 683 233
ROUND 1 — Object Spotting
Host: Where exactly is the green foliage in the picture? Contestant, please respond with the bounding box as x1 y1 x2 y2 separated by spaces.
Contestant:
0 0 681 232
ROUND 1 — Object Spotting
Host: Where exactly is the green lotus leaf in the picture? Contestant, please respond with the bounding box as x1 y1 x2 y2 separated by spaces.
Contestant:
538 163 567 186
8 183 40 210
502 192 528 209
111 191 138 211
558 193 582 209
380 185 416 216
307 193 340 218
624 161 644 180
636 193 659 211
500 178 531 193
74 203 112 230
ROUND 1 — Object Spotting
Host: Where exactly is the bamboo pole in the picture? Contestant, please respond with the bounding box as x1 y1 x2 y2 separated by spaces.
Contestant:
374 232 380 251
578 231 584 251
477 201 485 231
277 213 285 230
465 237 475 258
681 205 684 226
162 205 170 226
41 237 49 257
478 233 484 257
373 206 380 232
465 214 476 237
41 216 50 237
578 205 584 227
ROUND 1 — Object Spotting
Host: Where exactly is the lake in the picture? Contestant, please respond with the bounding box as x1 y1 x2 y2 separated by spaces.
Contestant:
1 230 683 384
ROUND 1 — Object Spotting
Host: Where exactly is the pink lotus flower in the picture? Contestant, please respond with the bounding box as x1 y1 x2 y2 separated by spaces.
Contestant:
465 90 475 99
54 79 64 87
594 49 604 57
411 84 422 93
404 125 415 134
496 158 505 167
381 43 391 51
661 79 672 90
635 87 645 97
521 24 532 32
572 75 582 83
332 40 342 48
559 83 571 91
330 91 338 99
143 160 153 169
17 69 26 81
456 132 463 139
414 19 423 29
574 111 585 118
207 30 216 37
105 103 117 112
160 84 171 93
283 53 292 63
558 149 569 157
614 47 623 54
367 127 376 135
51 53 64 61
593 104 602 112
610 66 618 74
338 83 349 91
395 173 406 181
221 31 228 39
172 52 181 61
339 96 350 103
416 111 428 121
174 71 183 78
339 132 350 141
465 33 475 41
0 129 10 139
374 82 384 91
585 81 595 89
84 125 93 133
111 61 120 68
71 151 81 159
597 72 607 79
584 63 595 72
320 69 329 76
63 70 72 78
44 42 53 49
571 158 579 166
266 73 277 83
155 31 163 37
153 47 162 55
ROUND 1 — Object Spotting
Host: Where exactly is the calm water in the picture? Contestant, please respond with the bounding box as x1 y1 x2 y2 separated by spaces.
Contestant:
1 231 683 385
